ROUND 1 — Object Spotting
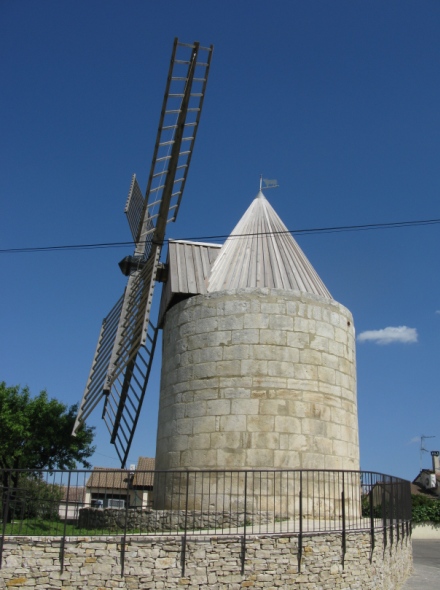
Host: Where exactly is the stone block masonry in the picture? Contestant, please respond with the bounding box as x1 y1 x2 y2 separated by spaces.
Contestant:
0 529 411 589
156 288 359 475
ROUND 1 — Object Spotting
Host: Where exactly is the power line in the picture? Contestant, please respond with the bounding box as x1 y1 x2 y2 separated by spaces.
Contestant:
0 241 135 254
1 217 440 255
183 217 440 242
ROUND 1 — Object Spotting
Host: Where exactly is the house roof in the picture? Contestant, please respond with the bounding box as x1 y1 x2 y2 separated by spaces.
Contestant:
411 481 440 497
206 191 332 298
412 470 440 496
133 457 155 487
86 468 129 490
61 486 86 503
86 457 155 490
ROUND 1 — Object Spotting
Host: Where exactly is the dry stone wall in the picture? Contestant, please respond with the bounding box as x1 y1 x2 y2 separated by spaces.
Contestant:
77 506 271 531
0 530 412 589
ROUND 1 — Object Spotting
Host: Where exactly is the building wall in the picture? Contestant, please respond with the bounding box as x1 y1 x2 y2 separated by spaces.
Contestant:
156 288 359 472
0 530 412 589
85 488 151 509
58 502 84 520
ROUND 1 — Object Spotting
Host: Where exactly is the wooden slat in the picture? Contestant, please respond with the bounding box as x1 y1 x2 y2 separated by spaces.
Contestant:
168 241 179 293
185 243 198 293
192 245 207 294
176 240 188 293
157 241 221 326
207 192 332 299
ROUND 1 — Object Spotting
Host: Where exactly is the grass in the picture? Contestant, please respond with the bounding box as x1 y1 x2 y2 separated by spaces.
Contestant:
1 519 126 536
1 519 192 537
1 519 256 537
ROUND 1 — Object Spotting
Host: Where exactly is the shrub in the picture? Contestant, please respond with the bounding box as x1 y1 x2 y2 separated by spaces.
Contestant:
411 494 440 524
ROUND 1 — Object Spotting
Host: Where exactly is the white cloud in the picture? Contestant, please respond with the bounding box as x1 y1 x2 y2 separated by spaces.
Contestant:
436 310 440 315
357 326 418 345
408 436 420 445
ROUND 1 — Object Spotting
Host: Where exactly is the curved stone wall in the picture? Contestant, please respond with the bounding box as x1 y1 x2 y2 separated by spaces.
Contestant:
156 288 359 472
0 530 412 589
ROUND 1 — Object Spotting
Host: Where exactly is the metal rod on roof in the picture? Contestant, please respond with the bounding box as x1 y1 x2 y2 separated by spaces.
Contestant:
420 434 435 471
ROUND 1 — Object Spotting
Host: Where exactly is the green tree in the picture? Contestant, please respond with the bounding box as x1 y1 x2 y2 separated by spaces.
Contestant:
0 382 94 471
0 381 95 522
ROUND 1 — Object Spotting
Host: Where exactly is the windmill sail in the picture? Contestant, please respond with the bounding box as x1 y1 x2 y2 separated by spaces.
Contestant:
74 39 213 467
124 175 145 241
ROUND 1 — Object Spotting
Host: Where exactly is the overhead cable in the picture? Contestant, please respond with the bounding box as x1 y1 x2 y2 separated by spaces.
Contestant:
1 217 439 254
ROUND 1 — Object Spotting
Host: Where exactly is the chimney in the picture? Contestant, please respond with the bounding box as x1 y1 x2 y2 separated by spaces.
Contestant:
431 451 440 474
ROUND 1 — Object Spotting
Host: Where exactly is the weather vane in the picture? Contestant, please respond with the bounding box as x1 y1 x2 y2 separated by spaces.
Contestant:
260 175 279 191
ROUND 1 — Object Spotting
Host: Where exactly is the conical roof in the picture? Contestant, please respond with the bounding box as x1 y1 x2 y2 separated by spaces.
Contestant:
207 191 332 298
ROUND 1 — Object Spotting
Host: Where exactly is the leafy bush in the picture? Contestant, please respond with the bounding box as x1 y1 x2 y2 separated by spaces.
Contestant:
411 494 440 523
361 492 440 523
361 494 384 518
2 475 63 521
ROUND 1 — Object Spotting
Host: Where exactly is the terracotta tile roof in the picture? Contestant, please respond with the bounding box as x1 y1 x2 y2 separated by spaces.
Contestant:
133 457 155 487
411 482 424 495
61 486 86 503
411 480 440 497
86 457 155 490
86 468 129 490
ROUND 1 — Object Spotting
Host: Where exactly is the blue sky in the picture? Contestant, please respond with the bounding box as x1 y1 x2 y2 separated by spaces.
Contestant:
1 1 440 481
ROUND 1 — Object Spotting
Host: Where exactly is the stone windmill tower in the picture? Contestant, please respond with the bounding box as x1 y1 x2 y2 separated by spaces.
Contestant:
74 40 358 488
155 190 359 476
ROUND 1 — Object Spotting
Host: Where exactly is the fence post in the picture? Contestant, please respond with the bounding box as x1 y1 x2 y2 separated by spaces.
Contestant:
382 482 387 550
0 471 12 569
120 469 131 578
181 472 190 576
241 471 248 575
369 476 375 561
402 480 405 539
389 478 394 546
59 471 71 573
341 472 346 569
298 471 303 573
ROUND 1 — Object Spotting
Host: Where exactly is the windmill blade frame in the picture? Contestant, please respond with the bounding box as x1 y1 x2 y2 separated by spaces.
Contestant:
73 39 213 467
72 294 125 434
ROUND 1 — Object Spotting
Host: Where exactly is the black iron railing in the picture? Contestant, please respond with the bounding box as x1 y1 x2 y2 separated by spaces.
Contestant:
0 468 411 572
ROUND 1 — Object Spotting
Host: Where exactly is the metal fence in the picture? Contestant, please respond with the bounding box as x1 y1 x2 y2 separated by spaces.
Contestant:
1 468 411 571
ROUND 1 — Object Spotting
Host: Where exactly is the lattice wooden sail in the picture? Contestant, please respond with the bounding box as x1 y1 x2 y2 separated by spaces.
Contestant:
73 39 213 466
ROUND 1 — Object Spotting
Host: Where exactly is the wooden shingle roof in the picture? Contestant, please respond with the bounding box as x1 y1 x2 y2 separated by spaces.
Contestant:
207 191 332 298
158 192 332 324
158 240 221 326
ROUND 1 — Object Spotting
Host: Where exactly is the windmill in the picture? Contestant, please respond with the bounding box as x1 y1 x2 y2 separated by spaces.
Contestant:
73 39 213 467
